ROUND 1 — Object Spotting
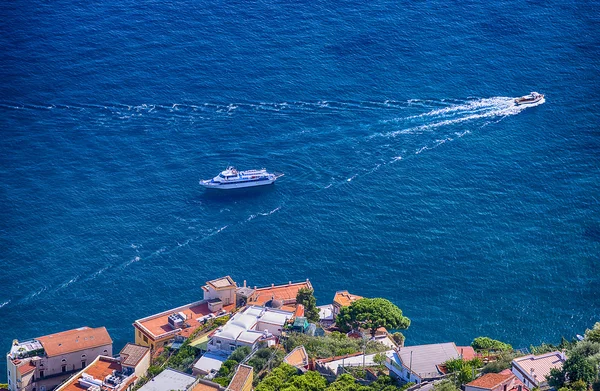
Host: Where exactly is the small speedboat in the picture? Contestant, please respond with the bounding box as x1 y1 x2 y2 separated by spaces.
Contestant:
200 167 284 190
515 92 544 106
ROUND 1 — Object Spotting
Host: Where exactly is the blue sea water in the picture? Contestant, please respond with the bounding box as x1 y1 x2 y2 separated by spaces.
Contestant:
1 0 600 381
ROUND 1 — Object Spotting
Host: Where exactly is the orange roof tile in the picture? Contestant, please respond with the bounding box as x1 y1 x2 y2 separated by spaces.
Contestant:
333 291 363 308
228 364 253 391
192 382 223 391
457 346 476 361
37 327 112 357
467 372 515 390
136 302 235 340
17 362 35 375
284 346 309 368
58 357 122 391
249 281 312 307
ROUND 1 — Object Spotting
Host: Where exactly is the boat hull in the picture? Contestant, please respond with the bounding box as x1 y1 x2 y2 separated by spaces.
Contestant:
200 178 276 190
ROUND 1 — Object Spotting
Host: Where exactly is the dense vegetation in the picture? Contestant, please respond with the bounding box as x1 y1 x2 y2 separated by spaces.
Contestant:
296 288 320 323
443 358 483 386
471 337 512 352
335 298 410 337
547 323 600 391
255 363 414 391
283 331 389 359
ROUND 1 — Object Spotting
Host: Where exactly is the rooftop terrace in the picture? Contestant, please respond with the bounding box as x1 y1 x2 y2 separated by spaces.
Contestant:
135 301 234 340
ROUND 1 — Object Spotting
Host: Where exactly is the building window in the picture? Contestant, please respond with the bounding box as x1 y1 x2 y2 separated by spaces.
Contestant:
138 330 142 337
143 335 148 343
62 365 66 373
81 354 86 359
103 349 108 355
81 361 86 369
230 345 236 351
39 370 44 378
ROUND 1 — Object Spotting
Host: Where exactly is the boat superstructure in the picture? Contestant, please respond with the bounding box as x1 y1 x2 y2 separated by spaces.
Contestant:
200 167 283 189
515 92 544 105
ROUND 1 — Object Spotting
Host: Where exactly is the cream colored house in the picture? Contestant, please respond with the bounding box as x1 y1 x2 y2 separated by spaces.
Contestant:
6 326 112 391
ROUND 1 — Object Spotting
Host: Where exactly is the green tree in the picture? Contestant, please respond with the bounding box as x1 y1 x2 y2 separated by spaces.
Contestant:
547 367 567 389
481 351 515 374
433 379 460 391
325 374 369 391
255 363 300 391
336 298 410 337
562 354 597 385
471 337 512 352
392 332 405 347
286 371 327 391
585 323 600 343
230 346 252 362
297 288 320 323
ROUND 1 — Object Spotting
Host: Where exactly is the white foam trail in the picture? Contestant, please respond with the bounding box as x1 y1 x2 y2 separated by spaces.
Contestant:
58 275 80 289
381 97 531 138
347 175 357 182
0 300 11 309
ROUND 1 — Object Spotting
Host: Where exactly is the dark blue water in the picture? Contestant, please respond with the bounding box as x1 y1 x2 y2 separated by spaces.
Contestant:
2 0 599 381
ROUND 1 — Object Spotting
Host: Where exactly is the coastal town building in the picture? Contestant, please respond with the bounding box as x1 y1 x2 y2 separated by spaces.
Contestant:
385 342 462 384
465 369 528 391
332 291 363 318
317 304 335 327
207 306 293 353
137 368 196 391
6 326 112 391
133 276 238 351
54 353 146 391
192 352 228 377
119 344 151 382
242 280 313 312
202 276 238 308
283 346 310 372
228 364 253 391
511 351 566 390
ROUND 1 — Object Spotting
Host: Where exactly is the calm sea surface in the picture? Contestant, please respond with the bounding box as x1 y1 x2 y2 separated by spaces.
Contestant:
1 0 599 380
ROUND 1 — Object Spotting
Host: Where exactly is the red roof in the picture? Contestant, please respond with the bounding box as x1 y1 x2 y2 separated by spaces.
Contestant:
37 327 112 357
17 362 36 375
467 372 515 390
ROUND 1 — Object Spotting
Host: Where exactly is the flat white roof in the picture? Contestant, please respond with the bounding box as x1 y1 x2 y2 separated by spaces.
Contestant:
193 352 228 374
318 304 334 321
230 313 258 330
237 330 264 344
258 310 291 325
137 368 195 391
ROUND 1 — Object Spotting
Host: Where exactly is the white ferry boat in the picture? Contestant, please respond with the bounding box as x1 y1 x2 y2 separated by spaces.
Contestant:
515 92 544 106
200 167 284 190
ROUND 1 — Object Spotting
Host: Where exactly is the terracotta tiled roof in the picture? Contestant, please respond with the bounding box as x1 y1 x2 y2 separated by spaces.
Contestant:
192 382 222 391
467 372 515 390
333 291 362 307
119 343 149 367
457 346 476 361
284 346 309 368
136 302 235 340
17 362 35 375
248 281 312 308
37 327 112 357
58 356 122 391
228 364 253 391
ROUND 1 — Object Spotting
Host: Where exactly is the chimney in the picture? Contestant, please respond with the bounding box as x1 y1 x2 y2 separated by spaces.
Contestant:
243 280 246 288
271 283 274 287
289 281 292 285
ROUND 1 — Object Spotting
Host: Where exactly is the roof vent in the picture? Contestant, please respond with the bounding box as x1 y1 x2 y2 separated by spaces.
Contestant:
168 313 186 329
